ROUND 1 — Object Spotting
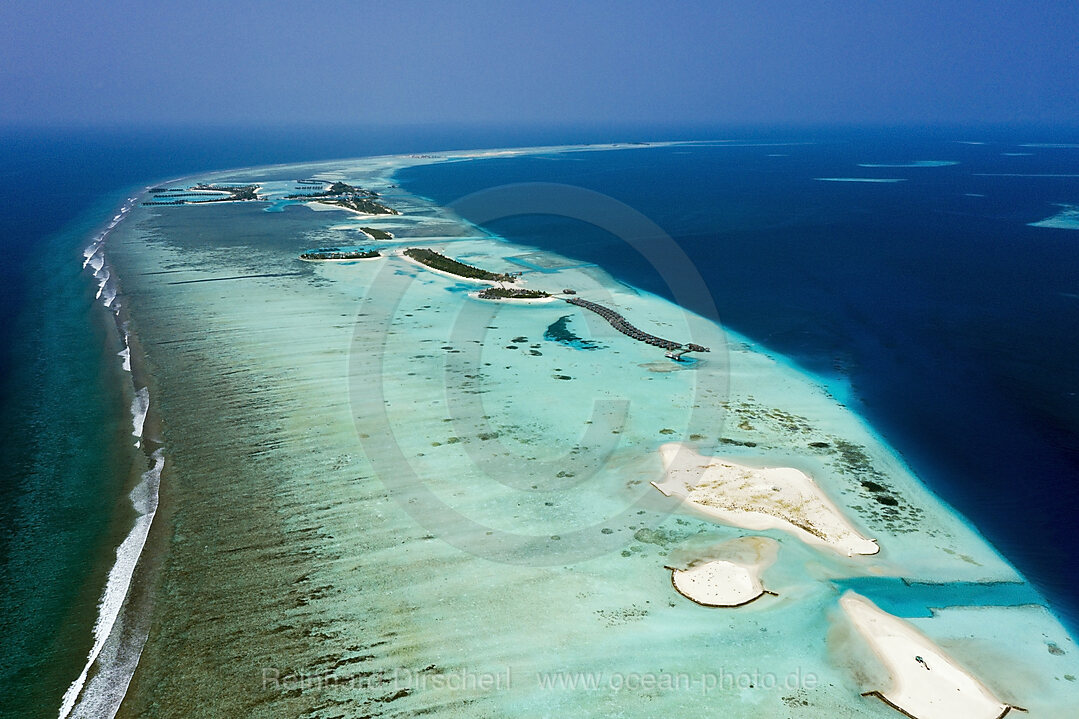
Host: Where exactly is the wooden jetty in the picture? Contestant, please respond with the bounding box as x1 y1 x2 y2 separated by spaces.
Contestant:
564 297 709 359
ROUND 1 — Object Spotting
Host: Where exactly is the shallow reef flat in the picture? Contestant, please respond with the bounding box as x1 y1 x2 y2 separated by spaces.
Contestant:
99 147 1078 718
1030 203 1079 230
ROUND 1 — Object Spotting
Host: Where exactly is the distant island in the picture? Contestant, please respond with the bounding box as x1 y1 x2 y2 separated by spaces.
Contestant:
403 248 518 282
143 183 260 206
299 247 380 261
287 181 399 215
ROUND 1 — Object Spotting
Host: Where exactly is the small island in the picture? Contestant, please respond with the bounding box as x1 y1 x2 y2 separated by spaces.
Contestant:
287 181 399 215
477 287 550 300
651 443 879 557
842 593 1018 719
403 248 518 282
143 183 261 205
666 536 779 608
669 559 775 608
361 226 394 240
194 183 260 201
299 247 381 261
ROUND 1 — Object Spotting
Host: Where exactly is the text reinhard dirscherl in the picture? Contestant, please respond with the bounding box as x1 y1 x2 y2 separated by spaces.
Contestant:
261 667 819 695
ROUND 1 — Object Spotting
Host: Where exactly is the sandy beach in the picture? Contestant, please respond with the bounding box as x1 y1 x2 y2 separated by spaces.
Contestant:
305 200 376 215
651 443 879 556
841 593 1013 719
670 560 767 607
394 248 525 287
667 536 779 607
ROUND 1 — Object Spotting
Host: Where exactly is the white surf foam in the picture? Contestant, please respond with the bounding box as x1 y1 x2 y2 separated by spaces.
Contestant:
58 450 163 719
82 240 104 269
99 276 118 308
62 195 161 719
82 196 138 270
130 387 149 443
93 268 110 300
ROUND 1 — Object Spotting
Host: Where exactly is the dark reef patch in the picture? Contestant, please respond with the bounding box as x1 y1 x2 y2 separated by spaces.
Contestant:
544 315 603 350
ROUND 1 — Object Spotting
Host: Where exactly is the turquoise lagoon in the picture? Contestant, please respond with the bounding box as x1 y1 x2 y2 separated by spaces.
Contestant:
67 146 1079 718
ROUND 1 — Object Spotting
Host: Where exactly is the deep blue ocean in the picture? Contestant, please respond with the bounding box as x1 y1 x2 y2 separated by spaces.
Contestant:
0 125 1076 715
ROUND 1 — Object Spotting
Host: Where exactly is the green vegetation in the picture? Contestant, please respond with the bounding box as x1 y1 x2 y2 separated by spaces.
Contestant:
361 226 394 240
286 181 398 215
194 183 260 201
143 183 260 206
478 287 550 300
404 248 517 282
287 181 376 199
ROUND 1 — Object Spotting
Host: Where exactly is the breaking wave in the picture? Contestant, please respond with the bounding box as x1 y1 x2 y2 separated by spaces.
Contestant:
61 193 163 719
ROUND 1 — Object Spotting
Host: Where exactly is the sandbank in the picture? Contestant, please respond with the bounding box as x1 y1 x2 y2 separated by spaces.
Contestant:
306 201 369 215
651 443 879 557
667 536 778 607
841 592 1016 719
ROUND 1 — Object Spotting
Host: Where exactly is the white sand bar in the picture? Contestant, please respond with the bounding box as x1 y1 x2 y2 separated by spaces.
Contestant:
652 443 879 557
671 560 765 607
841 593 1013 719
669 536 778 607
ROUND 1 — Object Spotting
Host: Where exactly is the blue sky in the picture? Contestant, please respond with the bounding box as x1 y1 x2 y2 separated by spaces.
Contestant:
2 0 1077 127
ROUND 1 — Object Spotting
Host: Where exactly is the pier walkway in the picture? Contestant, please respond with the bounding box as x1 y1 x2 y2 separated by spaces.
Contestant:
564 297 709 358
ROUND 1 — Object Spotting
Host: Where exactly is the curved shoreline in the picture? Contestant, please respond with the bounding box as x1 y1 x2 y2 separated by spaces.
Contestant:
668 563 778 608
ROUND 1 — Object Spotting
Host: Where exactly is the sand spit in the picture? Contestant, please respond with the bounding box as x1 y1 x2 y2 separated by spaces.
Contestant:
841 593 1018 719
651 443 879 557
305 200 390 216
